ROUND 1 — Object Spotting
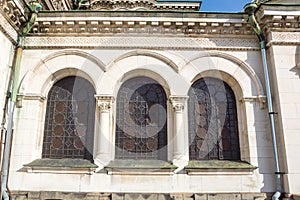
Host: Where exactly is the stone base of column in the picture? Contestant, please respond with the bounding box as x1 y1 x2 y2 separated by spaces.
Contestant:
94 154 111 172
172 154 188 173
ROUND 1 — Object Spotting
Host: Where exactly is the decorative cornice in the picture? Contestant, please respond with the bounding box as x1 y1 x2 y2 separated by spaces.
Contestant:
257 7 300 33
0 0 27 33
42 0 200 11
31 15 254 37
0 8 18 43
89 0 200 11
24 36 260 51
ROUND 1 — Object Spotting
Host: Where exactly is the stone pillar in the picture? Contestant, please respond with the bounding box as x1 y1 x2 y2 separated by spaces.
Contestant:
94 95 114 169
169 96 189 169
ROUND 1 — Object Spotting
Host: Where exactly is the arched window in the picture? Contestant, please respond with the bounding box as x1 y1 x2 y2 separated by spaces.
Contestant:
115 77 167 160
188 77 240 160
42 76 95 161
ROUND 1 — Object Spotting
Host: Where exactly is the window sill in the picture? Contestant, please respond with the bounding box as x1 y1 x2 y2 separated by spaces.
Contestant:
23 158 98 175
104 159 177 175
185 160 257 175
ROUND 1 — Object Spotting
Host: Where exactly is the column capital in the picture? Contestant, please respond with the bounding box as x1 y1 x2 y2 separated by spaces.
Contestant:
95 95 115 112
169 96 189 112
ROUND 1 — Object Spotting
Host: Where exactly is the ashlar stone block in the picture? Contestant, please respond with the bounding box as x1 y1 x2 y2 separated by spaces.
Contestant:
207 193 241 200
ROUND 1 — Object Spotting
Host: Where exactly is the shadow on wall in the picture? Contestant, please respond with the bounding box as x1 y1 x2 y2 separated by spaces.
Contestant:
290 46 300 78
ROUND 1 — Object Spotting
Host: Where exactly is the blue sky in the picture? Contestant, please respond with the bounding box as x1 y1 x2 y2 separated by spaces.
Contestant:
200 0 251 12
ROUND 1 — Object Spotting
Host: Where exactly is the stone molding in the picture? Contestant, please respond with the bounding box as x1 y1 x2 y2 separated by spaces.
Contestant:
16 94 46 108
22 94 46 101
10 191 268 200
24 36 260 51
240 96 267 110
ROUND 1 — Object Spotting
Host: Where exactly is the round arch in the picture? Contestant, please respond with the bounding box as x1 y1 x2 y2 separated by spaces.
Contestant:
19 50 105 96
181 51 265 98
107 49 180 73
97 52 188 96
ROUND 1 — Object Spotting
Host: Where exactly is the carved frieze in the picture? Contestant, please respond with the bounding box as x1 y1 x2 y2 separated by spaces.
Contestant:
24 36 260 50
89 0 156 11
267 32 300 46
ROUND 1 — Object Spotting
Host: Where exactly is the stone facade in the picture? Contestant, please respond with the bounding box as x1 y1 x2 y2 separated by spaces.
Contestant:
0 0 300 200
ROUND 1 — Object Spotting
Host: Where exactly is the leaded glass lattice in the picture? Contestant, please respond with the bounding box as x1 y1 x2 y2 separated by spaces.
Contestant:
42 76 95 160
115 77 167 160
188 77 240 160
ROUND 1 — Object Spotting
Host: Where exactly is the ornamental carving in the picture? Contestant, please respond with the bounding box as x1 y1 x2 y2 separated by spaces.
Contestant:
98 102 111 112
170 96 188 112
24 37 260 51
173 103 184 112
95 95 114 112
269 32 300 45
0 0 26 41
41 0 199 11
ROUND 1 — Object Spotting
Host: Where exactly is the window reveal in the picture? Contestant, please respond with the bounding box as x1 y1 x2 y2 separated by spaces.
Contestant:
42 76 95 161
115 77 167 160
188 77 240 160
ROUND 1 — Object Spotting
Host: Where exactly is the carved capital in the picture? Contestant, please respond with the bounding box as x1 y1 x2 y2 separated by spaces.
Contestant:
95 95 114 112
169 96 189 112
98 102 111 112
173 103 184 112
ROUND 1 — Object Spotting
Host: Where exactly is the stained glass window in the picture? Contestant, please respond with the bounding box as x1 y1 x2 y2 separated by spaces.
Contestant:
115 77 167 160
188 77 240 160
42 76 95 161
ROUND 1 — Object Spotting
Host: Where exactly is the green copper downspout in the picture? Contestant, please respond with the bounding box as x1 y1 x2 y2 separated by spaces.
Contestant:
244 2 282 200
1 1 42 200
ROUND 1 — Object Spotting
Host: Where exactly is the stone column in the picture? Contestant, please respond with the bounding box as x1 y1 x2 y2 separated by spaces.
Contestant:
94 95 114 168
169 96 189 169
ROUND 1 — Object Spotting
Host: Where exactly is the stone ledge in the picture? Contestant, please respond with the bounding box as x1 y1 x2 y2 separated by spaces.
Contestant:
185 160 257 175
23 158 98 174
11 191 111 200
10 192 268 200
104 159 177 175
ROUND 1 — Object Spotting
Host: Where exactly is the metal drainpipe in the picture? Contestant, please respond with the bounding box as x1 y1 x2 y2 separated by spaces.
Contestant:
1 1 42 200
244 2 282 200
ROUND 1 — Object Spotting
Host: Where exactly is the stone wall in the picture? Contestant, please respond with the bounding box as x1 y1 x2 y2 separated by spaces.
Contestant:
0 30 14 126
11 192 269 200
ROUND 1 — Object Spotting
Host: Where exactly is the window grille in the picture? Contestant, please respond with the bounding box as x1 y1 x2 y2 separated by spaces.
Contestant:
115 77 167 160
42 76 95 160
188 77 240 160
